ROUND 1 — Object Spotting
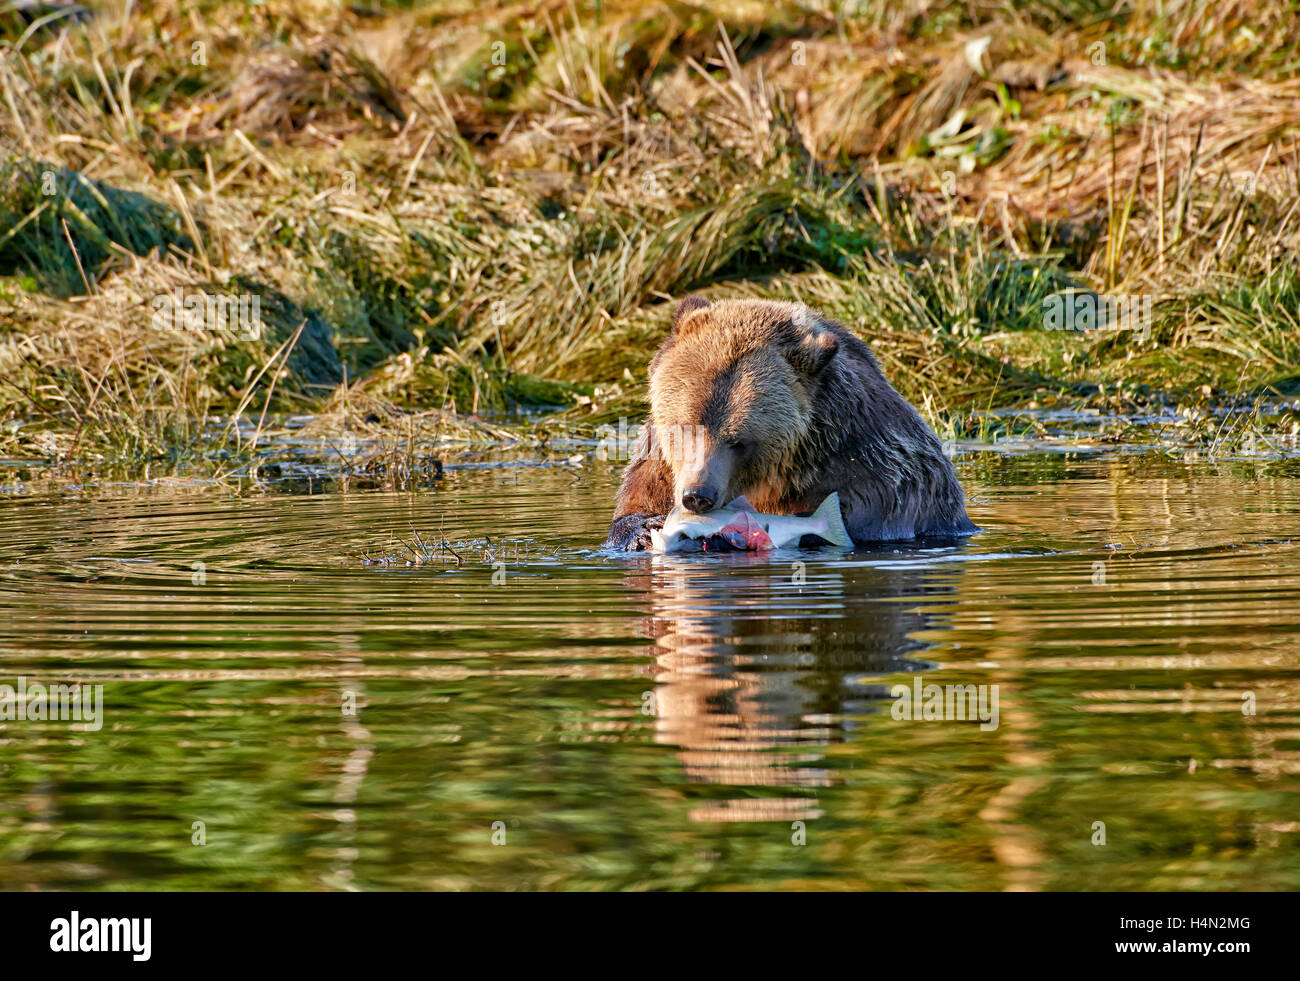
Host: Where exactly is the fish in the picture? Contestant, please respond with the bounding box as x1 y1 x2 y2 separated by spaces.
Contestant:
650 492 853 553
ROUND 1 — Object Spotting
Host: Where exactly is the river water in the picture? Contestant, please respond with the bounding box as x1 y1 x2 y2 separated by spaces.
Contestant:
1 446 1298 890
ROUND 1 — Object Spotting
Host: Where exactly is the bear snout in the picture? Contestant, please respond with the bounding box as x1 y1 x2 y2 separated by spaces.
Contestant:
681 486 719 513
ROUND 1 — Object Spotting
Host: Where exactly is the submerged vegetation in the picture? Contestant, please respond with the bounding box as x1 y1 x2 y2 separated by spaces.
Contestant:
2 0 1300 470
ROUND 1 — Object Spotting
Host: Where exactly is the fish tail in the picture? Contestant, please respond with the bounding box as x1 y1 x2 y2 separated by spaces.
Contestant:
810 492 853 548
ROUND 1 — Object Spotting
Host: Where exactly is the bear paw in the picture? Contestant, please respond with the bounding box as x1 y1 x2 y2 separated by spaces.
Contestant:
604 512 665 551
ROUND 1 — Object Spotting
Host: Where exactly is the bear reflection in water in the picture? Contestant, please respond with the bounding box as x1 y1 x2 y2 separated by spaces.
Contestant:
629 550 962 823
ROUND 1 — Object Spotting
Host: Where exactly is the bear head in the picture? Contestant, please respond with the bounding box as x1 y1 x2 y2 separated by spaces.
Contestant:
647 296 839 514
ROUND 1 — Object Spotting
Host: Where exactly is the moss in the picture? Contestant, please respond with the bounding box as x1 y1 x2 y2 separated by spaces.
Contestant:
0 161 194 296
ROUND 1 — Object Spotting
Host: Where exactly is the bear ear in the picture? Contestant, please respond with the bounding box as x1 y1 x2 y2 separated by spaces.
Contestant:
671 295 711 333
786 326 839 376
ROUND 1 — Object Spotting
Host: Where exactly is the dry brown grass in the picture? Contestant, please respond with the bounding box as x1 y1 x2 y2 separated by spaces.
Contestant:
2 0 1299 469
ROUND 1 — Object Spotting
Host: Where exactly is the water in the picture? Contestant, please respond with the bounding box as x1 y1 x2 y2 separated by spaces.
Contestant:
2 449 1299 890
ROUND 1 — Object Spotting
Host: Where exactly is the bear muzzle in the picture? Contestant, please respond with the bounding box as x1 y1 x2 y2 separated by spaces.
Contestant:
681 485 719 513
675 443 739 514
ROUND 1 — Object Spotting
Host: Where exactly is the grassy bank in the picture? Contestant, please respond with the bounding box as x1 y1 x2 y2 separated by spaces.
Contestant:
2 0 1300 470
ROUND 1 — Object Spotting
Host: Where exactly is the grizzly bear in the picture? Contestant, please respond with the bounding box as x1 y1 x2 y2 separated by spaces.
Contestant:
604 296 977 550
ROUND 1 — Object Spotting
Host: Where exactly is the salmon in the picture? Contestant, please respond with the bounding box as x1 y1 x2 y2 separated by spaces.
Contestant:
650 492 853 553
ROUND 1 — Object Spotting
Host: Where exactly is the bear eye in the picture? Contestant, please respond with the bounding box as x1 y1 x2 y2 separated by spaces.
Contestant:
728 440 749 454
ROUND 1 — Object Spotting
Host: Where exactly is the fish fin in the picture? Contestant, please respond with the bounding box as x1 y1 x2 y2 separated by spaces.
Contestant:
649 528 667 553
725 495 757 511
810 492 853 548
